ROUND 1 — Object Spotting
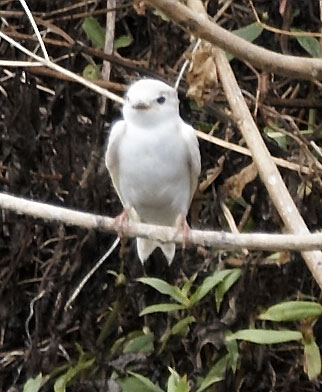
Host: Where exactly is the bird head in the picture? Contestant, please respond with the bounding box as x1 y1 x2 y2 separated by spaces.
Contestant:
122 79 180 127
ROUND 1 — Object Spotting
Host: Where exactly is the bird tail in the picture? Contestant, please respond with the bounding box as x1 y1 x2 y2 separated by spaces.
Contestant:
136 238 175 265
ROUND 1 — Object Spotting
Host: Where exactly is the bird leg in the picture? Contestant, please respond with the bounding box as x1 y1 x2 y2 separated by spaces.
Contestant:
114 207 131 238
174 214 192 252
114 208 133 260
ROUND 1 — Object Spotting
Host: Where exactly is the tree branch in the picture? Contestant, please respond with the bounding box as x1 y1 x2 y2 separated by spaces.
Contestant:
145 0 322 81
1 192 322 251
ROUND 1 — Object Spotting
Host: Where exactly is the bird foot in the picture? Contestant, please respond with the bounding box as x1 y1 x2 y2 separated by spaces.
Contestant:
174 215 191 252
114 208 130 238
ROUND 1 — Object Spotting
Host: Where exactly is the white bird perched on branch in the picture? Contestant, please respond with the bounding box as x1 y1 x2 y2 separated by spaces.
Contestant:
105 79 201 265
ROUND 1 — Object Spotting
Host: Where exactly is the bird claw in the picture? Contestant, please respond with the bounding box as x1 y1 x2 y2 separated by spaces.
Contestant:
174 215 191 251
114 208 130 238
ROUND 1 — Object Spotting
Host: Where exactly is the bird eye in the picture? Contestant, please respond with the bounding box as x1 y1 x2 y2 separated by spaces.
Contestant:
156 96 166 104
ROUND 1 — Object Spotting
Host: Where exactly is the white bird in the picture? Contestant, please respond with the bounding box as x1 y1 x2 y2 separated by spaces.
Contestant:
105 78 201 265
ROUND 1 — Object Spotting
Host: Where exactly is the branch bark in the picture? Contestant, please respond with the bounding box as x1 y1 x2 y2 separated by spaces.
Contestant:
145 0 322 81
1 192 322 251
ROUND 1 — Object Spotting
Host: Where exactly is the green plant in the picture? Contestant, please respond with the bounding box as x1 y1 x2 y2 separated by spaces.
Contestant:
227 300 322 380
81 16 133 79
116 367 190 392
138 268 241 315
82 16 132 51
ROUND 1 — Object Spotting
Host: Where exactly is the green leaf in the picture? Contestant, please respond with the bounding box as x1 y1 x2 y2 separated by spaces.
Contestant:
233 22 263 42
171 316 196 335
23 374 46 392
293 30 321 58
264 126 288 150
140 303 186 316
303 337 322 380
195 120 214 133
153 9 170 21
181 273 197 297
82 64 100 80
137 278 189 306
167 368 189 392
196 354 230 392
82 17 105 49
117 376 154 392
189 269 235 307
54 358 95 392
215 269 241 311
227 329 303 344
258 301 322 322
227 22 263 61
114 35 132 50
122 372 164 392
109 336 126 355
123 332 154 353
225 331 239 373
308 108 316 132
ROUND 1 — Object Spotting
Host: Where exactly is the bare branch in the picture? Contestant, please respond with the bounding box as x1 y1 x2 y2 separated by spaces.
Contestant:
0 192 322 251
0 60 43 67
145 0 322 81
196 131 312 175
212 42 322 289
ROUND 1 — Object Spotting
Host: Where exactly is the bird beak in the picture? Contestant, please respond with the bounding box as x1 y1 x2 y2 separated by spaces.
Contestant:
132 102 150 110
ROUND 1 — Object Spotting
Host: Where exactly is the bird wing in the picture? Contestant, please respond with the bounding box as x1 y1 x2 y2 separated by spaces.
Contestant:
180 122 201 203
105 120 127 206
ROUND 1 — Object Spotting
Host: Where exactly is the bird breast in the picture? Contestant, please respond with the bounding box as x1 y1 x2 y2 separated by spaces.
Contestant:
117 124 191 225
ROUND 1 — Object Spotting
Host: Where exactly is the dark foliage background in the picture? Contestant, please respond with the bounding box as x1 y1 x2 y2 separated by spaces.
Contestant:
0 0 322 391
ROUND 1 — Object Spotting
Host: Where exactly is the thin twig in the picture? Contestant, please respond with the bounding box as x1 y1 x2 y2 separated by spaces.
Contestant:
249 0 322 38
0 30 124 104
64 238 120 310
175 38 201 90
18 0 49 60
100 0 116 113
196 131 312 175
25 290 46 347
0 60 43 67
311 141 322 159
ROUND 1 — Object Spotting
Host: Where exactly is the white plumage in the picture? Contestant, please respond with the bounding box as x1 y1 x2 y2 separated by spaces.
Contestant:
105 79 201 264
